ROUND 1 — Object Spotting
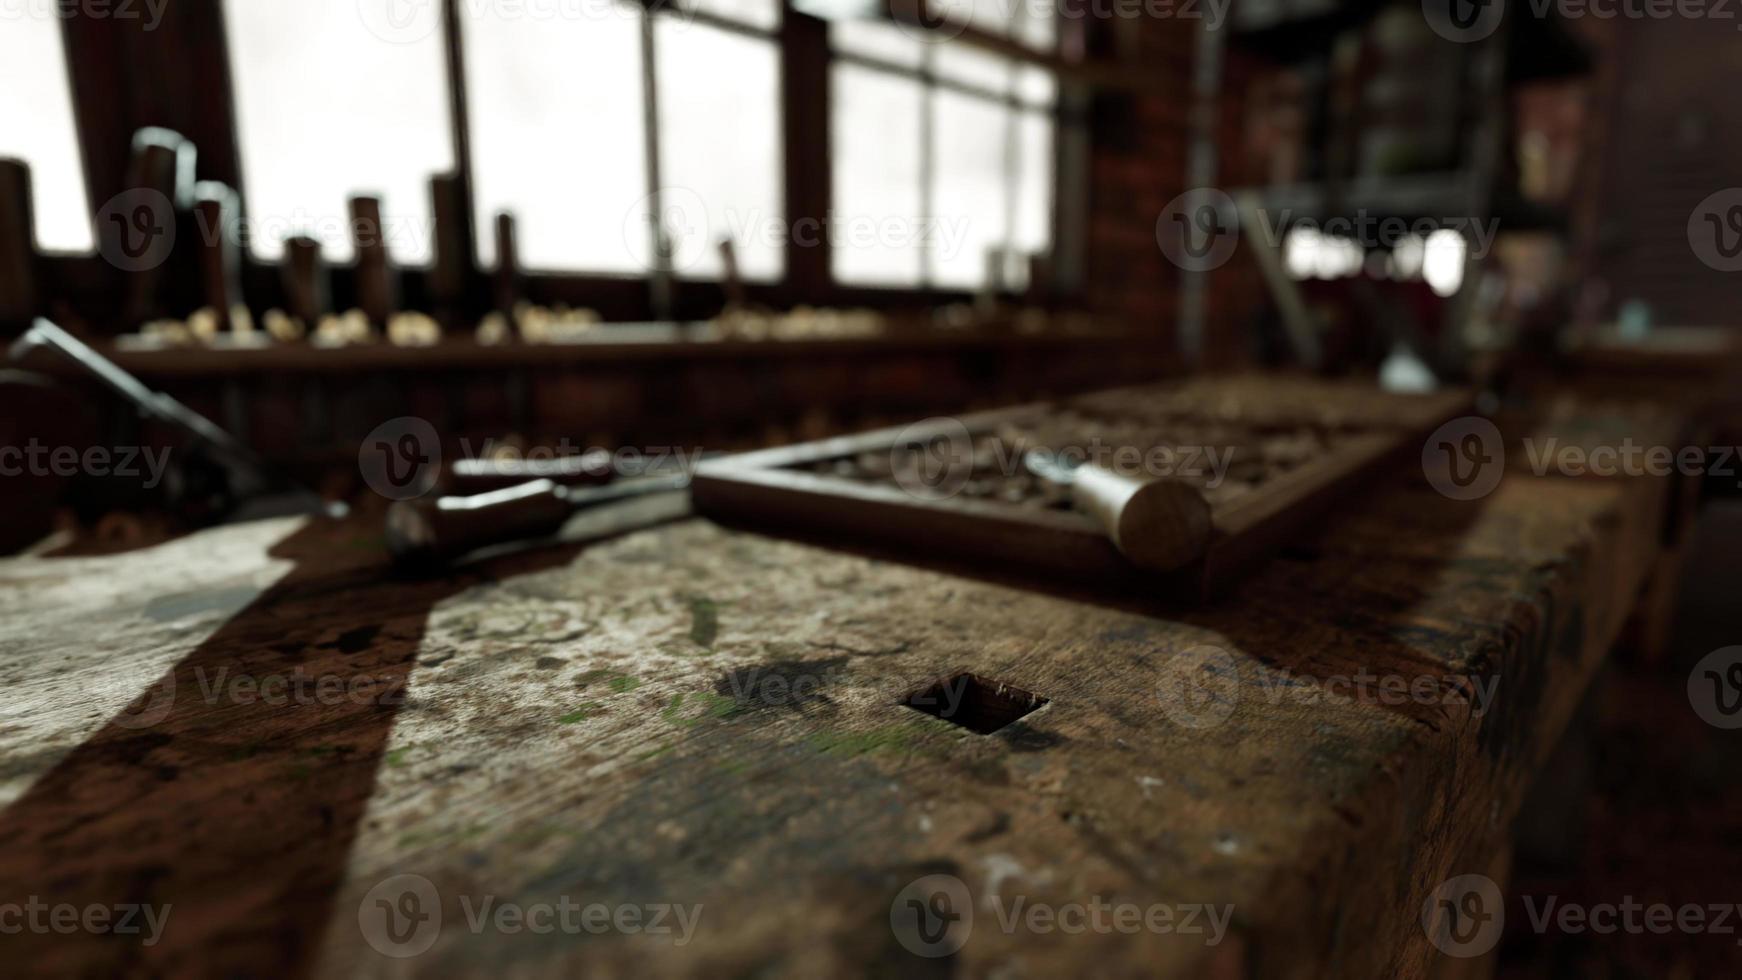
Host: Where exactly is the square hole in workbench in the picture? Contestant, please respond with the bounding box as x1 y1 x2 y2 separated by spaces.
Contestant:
902 673 1049 735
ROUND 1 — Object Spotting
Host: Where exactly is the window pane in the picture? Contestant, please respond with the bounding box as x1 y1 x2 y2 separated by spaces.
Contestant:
831 64 924 286
830 21 924 68
0 18 92 252
690 0 780 30
464 3 647 272
1011 0 1058 51
1013 109 1052 256
1015 65 1057 106
225 0 452 264
655 19 782 281
930 90 1009 289
932 47 1011 95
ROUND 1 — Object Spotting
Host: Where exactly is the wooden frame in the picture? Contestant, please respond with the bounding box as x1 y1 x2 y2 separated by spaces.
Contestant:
693 379 1473 599
32 0 1104 333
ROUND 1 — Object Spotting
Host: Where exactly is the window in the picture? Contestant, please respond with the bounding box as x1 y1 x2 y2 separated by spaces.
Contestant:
832 60 925 284
203 0 1067 304
829 17 1059 291
462 2 648 273
0 18 92 252
654 18 783 280
463 0 782 279
224 0 454 264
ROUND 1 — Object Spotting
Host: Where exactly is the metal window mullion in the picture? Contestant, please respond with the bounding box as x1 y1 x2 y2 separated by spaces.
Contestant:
640 8 674 318
1000 66 1020 291
919 48 936 289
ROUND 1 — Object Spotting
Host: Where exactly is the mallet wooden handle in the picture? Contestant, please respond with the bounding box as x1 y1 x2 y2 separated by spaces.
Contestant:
1069 465 1212 572
386 473 690 565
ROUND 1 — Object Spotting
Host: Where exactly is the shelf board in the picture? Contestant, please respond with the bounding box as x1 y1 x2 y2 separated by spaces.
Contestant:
43 324 1166 379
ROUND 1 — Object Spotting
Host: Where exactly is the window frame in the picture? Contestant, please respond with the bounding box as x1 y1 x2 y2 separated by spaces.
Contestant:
43 0 1082 331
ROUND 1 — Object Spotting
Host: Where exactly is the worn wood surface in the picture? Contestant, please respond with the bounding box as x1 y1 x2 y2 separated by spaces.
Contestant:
0 411 1673 979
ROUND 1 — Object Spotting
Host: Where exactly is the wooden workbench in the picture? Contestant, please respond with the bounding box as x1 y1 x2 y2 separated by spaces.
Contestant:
0 411 1676 978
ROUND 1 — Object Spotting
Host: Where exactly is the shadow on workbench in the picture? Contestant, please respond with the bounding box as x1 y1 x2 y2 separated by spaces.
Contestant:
0 517 601 977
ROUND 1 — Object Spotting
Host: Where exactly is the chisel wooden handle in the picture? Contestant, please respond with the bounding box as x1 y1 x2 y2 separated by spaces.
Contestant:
387 479 575 564
386 473 690 565
446 450 614 493
118 128 194 325
1069 466 1212 572
192 182 242 329
349 195 398 327
281 235 330 326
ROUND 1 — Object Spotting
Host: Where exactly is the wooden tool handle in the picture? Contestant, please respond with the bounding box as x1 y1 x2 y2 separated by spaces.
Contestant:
386 479 573 564
349 195 398 327
1070 465 1212 572
192 182 242 328
446 450 615 494
280 236 330 326
492 211 520 318
0 158 36 329
118 131 192 325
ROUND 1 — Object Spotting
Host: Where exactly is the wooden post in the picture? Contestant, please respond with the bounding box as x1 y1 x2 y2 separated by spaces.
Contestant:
491 211 519 319
191 182 243 332
280 235 330 328
429 173 473 331
115 128 195 327
717 237 748 310
348 195 398 328
0 158 37 331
